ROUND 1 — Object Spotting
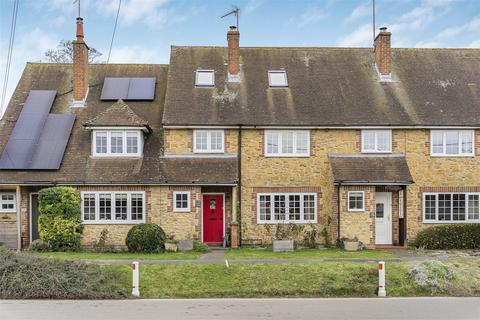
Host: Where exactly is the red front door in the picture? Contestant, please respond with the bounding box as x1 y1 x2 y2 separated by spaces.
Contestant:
203 194 224 244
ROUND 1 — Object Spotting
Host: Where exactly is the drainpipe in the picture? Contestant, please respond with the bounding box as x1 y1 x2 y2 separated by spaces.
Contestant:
16 186 21 251
237 125 242 245
337 182 342 242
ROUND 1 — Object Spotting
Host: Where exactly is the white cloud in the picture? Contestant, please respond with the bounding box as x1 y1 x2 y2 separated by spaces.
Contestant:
105 45 163 63
338 23 372 47
245 0 263 14
0 28 59 116
345 2 370 23
468 40 480 48
436 16 480 39
414 41 442 48
290 8 329 27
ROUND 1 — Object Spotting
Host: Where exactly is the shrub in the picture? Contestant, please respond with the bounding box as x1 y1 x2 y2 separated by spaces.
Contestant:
0 246 127 299
412 224 480 250
193 240 210 252
29 239 51 252
38 187 82 251
126 223 166 253
409 260 455 293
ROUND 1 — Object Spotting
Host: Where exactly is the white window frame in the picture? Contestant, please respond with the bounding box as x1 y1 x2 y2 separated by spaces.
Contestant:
361 130 392 153
423 192 480 223
348 191 365 212
92 130 143 157
264 130 310 157
430 130 475 157
0 192 16 212
195 69 215 87
81 191 146 224
268 70 288 87
173 191 191 212
193 130 225 153
256 192 317 224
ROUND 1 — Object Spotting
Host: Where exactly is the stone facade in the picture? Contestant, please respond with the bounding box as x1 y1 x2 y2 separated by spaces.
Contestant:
164 129 238 154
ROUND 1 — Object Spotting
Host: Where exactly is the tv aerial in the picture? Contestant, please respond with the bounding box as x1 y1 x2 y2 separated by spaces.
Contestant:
221 6 240 30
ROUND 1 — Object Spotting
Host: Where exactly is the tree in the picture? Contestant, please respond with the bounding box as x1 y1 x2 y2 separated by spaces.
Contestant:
44 40 102 63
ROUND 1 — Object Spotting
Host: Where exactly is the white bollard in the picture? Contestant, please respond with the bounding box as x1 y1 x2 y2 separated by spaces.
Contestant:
132 261 140 297
378 261 386 297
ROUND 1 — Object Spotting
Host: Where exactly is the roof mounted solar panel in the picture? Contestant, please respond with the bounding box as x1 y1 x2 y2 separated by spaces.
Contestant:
30 114 75 170
0 90 56 169
100 77 156 100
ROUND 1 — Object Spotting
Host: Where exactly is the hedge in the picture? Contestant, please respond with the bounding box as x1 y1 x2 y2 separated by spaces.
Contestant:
0 246 127 299
412 224 480 250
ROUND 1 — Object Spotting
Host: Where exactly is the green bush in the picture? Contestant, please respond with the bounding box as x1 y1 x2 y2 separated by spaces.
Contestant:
193 240 210 252
125 223 166 253
0 246 127 299
413 224 480 250
38 187 82 251
29 239 51 252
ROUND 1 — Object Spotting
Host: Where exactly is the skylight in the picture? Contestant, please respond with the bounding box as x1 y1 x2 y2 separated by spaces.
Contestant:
195 70 215 87
268 70 288 87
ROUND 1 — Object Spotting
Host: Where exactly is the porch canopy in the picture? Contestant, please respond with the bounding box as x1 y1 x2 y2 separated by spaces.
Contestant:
329 154 414 185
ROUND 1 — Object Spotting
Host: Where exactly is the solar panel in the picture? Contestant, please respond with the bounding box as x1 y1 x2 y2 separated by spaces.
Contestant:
30 114 75 169
0 90 56 169
100 77 156 100
127 77 155 100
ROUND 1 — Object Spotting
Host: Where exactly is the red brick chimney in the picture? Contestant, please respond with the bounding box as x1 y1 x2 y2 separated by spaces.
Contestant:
72 17 89 103
374 27 392 76
227 26 240 81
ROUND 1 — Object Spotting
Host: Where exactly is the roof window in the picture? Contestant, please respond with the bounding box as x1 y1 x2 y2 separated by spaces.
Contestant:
268 70 288 87
195 70 215 87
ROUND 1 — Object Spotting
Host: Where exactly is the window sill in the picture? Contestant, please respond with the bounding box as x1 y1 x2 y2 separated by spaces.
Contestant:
423 220 480 224
257 220 317 225
347 209 365 212
361 151 392 154
430 155 475 158
82 220 145 225
264 154 310 158
173 209 192 213
90 155 143 159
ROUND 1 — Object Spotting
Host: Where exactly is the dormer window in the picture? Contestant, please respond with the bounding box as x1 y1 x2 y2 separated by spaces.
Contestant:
268 70 288 87
92 130 143 157
195 70 215 87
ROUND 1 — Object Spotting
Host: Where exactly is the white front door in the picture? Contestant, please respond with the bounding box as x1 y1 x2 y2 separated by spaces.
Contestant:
375 192 392 245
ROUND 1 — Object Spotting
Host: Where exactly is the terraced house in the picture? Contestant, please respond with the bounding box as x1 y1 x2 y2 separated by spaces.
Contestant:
0 18 479 250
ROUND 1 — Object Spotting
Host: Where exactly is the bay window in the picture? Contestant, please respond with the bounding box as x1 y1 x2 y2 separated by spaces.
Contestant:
265 130 310 156
81 191 145 223
423 192 480 223
92 130 143 157
257 193 317 223
430 130 474 156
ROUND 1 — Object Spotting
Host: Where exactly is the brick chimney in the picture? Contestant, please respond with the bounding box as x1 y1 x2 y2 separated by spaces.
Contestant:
374 27 392 77
227 26 240 82
72 17 89 105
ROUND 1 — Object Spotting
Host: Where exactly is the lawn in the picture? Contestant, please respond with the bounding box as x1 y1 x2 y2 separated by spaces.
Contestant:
113 258 480 298
32 251 202 260
225 248 400 260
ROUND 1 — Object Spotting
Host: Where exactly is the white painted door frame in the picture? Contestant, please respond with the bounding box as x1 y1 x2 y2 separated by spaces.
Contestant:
375 192 392 245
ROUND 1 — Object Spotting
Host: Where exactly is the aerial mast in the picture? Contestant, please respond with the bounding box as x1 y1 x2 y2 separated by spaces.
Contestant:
221 6 240 30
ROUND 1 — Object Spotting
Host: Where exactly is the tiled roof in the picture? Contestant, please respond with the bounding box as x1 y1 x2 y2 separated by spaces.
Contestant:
83 99 149 129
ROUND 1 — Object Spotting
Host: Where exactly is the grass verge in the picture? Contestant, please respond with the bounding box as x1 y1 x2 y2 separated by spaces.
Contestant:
32 251 202 260
113 259 480 298
225 248 399 260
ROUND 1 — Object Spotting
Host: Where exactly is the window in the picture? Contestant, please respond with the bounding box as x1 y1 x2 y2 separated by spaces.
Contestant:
348 191 365 211
193 130 224 153
0 193 16 212
268 70 288 87
265 130 310 157
92 130 142 157
361 130 392 153
430 130 474 156
423 192 480 223
257 193 317 223
81 192 145 224
195 70 214 87
173 192 191 212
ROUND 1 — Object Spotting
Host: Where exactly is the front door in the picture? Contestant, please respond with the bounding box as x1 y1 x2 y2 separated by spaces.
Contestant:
375 192 392 245
30 193 40 242
203 194 224 244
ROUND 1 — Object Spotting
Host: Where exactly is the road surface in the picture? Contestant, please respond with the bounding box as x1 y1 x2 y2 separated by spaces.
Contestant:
1 298 479 320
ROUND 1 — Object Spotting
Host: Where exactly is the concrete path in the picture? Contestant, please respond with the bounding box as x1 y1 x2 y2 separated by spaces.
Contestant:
2 298 479 320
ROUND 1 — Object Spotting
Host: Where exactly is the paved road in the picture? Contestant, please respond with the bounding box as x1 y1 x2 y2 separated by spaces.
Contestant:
2 298 479 320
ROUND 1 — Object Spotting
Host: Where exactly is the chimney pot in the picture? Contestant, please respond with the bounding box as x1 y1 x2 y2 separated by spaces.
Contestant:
374 26 392 77
227 26 240 80
76 17 84 39
73 17 89 104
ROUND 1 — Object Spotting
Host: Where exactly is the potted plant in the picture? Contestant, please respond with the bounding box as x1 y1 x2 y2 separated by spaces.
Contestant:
271 223 303 252
164 234 178 252
343 237 360 252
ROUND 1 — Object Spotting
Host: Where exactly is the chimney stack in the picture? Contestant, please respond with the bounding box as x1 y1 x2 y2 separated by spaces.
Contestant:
227 26 240 81
374 27 392 76
72 17 89 105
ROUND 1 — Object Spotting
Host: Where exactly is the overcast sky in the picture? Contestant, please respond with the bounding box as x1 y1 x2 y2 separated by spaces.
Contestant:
1 0 479 116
